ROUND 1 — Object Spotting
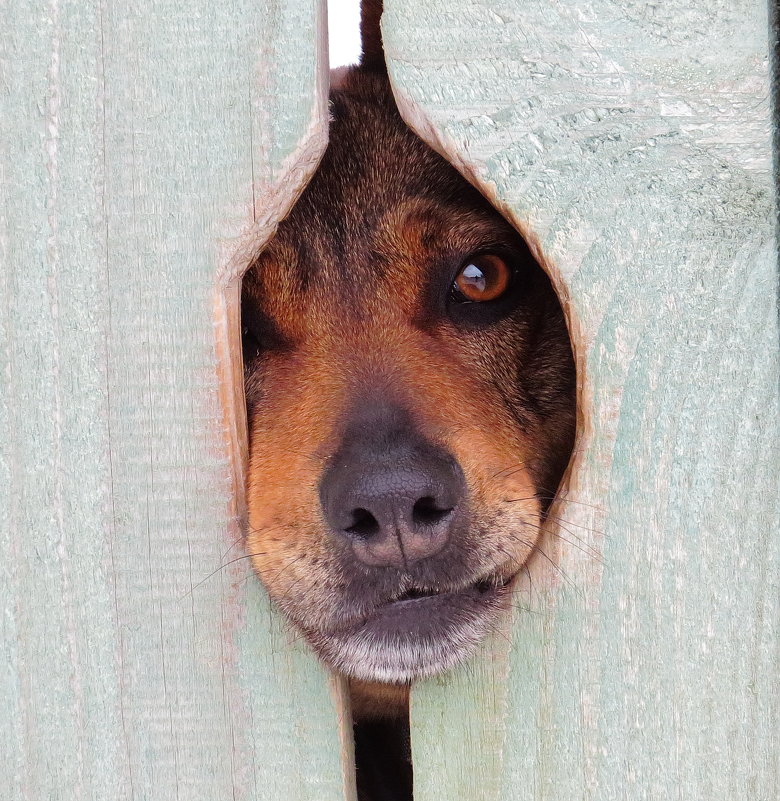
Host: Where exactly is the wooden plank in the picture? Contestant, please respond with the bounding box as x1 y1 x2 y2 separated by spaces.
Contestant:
409 629 512 800
0 1 353 799
382 0 779 798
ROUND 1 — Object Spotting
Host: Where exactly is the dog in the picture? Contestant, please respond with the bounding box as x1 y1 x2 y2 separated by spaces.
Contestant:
242 1 575 795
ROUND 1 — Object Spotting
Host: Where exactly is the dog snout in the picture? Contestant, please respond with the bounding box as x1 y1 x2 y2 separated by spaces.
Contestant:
319 403 467 569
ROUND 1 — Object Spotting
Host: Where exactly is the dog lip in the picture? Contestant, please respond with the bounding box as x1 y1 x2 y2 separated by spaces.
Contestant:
382 575 506 609
386 586 441 605
304 573 513 683
359 570 512 634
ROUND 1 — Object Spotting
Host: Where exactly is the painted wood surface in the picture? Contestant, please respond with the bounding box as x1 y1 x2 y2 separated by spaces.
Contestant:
382 0 779 798
0 1 354 799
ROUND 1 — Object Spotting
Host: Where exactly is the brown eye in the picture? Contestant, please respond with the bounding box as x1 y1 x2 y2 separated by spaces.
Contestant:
453 254 511 302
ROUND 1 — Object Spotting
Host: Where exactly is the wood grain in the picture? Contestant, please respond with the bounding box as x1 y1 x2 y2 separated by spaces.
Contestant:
382 0 779 798
0 1 353 799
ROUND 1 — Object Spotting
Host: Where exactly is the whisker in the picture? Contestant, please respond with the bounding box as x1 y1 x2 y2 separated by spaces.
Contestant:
544 512 606 537
490 461 532 481
185 538 312 599
220 536 245 562
503 494 605 514
182 550 269 598
541 494 605 512
521 520 604 563
490 448 589 483
498 500 603 546
503 495 539 504
500 531 582 599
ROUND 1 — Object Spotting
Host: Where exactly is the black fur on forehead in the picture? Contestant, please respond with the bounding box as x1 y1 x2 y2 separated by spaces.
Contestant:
271 70 502 283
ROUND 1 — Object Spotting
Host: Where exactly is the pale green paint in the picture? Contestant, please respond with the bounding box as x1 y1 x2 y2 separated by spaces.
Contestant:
3 1 777 799
383 0 779 798
1 1 351 799
410 629 512 800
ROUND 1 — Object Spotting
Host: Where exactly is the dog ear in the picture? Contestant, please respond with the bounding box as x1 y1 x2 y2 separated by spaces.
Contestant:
360 0 386 72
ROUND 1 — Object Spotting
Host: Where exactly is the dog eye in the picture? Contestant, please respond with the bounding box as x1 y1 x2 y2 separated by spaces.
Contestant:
452 254 511 303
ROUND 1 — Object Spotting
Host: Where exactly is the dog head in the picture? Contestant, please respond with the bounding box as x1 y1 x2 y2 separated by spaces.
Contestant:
242 69 575 684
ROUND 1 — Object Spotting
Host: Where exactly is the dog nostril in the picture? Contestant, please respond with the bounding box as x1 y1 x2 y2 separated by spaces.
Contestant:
344 507 381 539
412 496 453 527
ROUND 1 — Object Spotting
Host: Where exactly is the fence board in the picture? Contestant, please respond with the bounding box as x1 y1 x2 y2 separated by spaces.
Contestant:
1 1 352 799
383 0 779 798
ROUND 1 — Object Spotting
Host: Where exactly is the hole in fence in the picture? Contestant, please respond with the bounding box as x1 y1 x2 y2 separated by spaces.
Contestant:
234 1 576 797
353 713 413 800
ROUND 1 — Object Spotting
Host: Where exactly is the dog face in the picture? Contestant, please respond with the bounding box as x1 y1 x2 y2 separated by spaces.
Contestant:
242 71 575 683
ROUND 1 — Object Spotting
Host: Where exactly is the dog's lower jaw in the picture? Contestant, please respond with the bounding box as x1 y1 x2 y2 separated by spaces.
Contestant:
304 580 509 685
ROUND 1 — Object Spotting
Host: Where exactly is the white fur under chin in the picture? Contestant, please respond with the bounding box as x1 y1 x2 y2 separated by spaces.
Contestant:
310 609 496 683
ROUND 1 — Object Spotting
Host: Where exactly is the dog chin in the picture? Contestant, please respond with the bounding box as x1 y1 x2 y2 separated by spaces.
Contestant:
304 582 508 684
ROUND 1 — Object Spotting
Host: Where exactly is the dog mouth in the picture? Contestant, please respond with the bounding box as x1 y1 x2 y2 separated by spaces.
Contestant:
304 573 514 683
381 576 501 608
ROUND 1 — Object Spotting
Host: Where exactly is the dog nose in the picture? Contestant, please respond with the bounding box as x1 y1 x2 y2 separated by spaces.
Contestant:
319 406 466 569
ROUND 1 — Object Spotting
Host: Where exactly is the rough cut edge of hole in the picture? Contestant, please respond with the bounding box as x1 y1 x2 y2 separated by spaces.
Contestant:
211 2 359 799
384 58 594 602
213 2 330 525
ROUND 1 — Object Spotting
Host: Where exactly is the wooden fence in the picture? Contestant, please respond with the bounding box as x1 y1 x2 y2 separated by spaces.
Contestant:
2 0 777 798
